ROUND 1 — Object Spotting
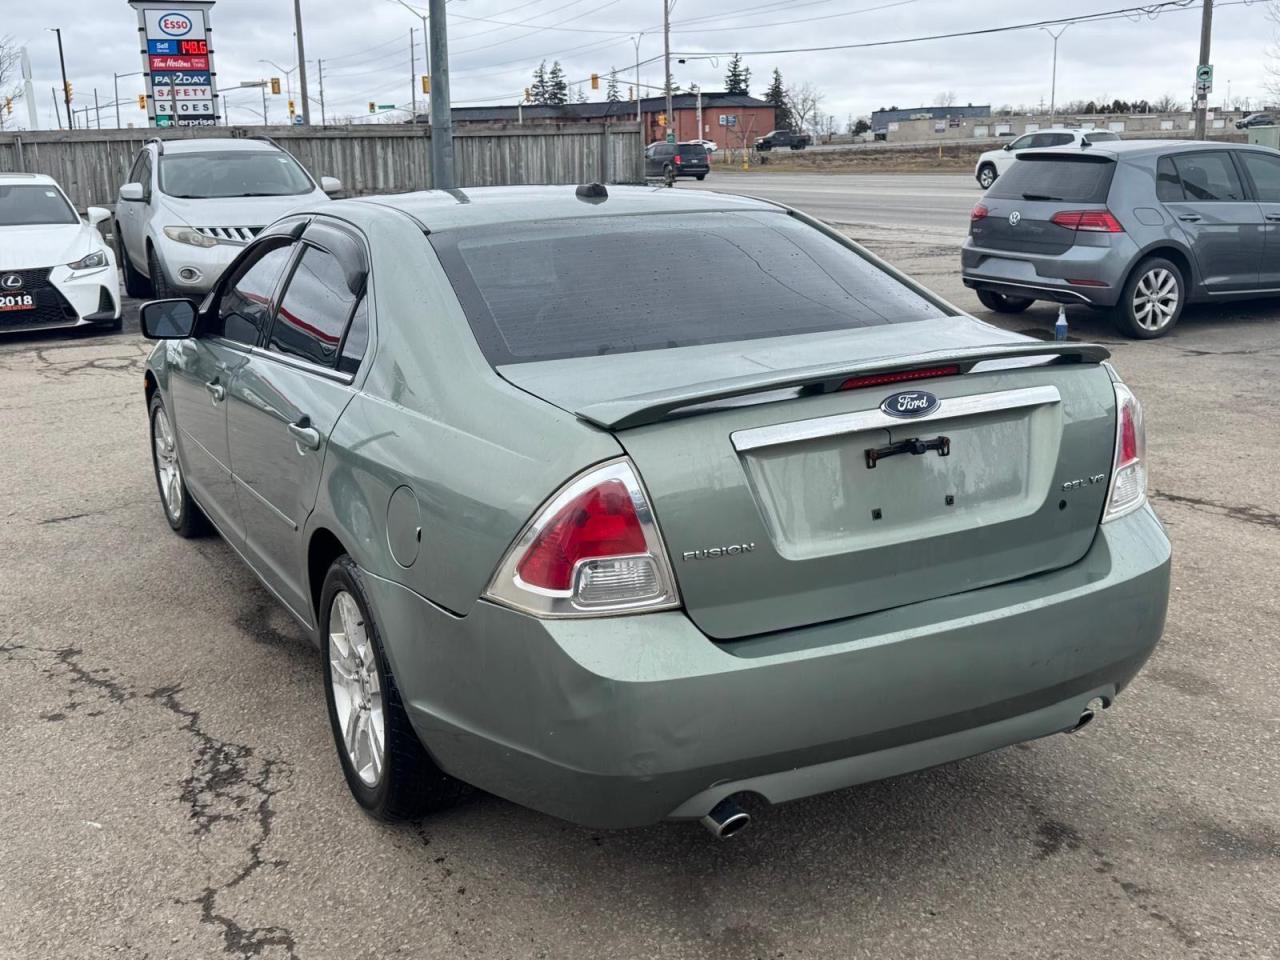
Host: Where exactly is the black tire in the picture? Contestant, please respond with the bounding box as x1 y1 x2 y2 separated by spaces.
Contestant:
976 288 1035 313
758 143 772 152
320 555 468 821
148 393 209 537
117 225 152 298
695 173 707 181
147 244 174 299
1113 256 1184 339
977 164 998 190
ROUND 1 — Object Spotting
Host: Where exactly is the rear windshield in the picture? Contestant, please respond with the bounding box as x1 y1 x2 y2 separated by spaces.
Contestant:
431 211 948 364
987 156 1116 203
679 144 708 159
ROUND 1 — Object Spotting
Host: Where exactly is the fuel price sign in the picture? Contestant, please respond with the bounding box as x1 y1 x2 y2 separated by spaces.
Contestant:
129 2 219 128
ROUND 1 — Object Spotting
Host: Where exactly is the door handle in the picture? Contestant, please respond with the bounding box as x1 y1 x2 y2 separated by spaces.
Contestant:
1266 214 1280 223
204 380 225 402
1177 214 1203 223
287 418 322 451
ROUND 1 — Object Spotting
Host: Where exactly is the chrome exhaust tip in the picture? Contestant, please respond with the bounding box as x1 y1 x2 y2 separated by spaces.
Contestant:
1067 696 1107 734
701 797 751 839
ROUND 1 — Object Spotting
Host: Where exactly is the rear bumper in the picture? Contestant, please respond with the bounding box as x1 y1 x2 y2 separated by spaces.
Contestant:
962 236 1138 307
366 504 1171 829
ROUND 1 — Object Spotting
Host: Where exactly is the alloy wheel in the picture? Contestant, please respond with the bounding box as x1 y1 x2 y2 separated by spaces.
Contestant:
1132 267 1179 332
152 407 183 521
328 591 385 787
979 167 995 189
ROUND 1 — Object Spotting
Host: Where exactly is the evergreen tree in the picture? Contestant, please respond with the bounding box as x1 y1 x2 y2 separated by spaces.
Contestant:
530 61 549 104
547 61 569 105
724 54 750 95
765 68 793 130
606 68 620 102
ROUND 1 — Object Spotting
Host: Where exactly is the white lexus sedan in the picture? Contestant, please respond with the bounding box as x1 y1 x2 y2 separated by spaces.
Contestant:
0 173 121 335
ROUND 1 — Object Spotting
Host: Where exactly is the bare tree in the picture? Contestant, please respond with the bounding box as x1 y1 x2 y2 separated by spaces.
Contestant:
0 35 23 127
1152 93 1181 113
1268 2 1280 101
784 81 823 134
936 90 957 108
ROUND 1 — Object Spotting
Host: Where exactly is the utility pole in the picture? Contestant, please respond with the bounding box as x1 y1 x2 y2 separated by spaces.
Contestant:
113 73 121 128
293 0 311 124
50 28 73 130
94 88 101 129
632 34 643 124
662 0 672 141
317 59 326 125
51 87 62 129
410 28 417 121
1194 0 1213 140
428 0 455 188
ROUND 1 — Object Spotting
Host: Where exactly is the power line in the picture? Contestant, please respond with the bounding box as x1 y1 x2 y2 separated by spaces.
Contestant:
671 0 922 33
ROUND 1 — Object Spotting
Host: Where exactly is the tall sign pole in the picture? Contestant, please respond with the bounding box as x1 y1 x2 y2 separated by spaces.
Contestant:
128 1 219 130
662 0 673 142
1194 0 1213 140
428 0 455 189
293 0 311 124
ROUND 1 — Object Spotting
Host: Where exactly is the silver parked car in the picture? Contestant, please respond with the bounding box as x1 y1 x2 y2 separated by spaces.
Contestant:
115 136 340 299
962 140 1280 338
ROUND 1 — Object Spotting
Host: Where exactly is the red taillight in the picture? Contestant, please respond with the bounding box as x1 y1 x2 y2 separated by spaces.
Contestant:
1051 210 1124 233
840 365 960 391
1118 401 1139 464
674 154 682 165
1103 381 1146 523
971 203 989 221
516 479 646 591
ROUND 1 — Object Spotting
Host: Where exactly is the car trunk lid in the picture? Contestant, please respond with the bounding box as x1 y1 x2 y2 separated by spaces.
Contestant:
498 320 1116 640
972 152 1117 256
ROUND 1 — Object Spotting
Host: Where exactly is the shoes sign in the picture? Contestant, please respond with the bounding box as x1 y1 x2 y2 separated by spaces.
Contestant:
128 1 220 128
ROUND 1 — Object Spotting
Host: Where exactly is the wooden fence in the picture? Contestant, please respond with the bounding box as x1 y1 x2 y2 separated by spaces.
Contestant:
0 122 644 210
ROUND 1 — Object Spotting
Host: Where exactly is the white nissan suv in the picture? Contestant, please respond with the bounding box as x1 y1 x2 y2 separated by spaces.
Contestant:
973 127 1121 189
115 137 341 298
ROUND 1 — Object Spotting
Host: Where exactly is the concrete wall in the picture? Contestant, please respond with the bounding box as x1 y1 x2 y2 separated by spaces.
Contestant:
881 111 1246 143
0 122 643 210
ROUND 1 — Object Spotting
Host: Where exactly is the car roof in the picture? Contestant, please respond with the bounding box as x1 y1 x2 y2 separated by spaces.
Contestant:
1018 139 1280 161
0 172 58 186
155 137 286 155
341 184 781 231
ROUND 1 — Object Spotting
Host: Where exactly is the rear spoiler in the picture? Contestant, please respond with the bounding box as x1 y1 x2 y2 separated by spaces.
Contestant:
576 341 1110 430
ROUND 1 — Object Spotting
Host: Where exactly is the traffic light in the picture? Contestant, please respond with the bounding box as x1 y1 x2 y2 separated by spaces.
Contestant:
270 77 281 95
137 94 146 110
368 101 376 114
524 87 531 103
658 112 666 127
64 81 73 102
288 99 296 116
590 73 599 91
628 85 633 100
422 75 430 95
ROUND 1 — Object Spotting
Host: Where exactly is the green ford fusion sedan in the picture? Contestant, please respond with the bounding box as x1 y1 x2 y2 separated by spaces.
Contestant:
140 184 1171 838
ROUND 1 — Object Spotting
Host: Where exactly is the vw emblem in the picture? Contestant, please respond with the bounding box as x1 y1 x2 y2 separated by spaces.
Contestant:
880 390 940 419
1008 211 1022 226
0 273 22 290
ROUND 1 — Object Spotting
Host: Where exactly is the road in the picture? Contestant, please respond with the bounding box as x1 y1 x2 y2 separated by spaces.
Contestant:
682 169 979 236
2 189 1279 959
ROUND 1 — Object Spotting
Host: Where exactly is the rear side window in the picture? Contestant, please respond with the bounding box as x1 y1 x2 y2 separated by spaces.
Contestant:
1238 151 1280 203
431 211 948 364
1156 156 1185 202
986 156 1115 203
269 245 360 368
1172 152 1246 201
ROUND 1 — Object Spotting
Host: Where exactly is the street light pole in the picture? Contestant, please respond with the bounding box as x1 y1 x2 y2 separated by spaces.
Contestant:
49 28 73 130
1039 24 1070 126
410 28 417 121
662 1 672 141
293 0 311 124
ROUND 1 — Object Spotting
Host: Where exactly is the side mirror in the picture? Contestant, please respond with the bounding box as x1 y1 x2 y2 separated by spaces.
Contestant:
119 182 145 202
320 176 342 196
1002 143 1013 151
140 298 198 339
86 206 111 226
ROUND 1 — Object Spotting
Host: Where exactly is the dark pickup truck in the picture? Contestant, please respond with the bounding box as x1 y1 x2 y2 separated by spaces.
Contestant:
755 129 812 151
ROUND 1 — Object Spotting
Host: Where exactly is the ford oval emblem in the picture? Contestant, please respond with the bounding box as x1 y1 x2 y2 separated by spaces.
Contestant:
881 390 940 419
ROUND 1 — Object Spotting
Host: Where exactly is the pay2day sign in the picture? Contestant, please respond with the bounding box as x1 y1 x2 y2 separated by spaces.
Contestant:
130 2 219 127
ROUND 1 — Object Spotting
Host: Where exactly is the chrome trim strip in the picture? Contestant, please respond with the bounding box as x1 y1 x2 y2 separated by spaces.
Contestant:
731 385 1062 453
968 277 1094 303
247 346 355 385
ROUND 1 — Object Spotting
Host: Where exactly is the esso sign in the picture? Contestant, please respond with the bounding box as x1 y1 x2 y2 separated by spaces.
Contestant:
158 13 193 36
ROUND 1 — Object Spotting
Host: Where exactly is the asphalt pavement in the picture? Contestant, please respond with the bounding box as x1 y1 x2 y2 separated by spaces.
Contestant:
2 175 1278 959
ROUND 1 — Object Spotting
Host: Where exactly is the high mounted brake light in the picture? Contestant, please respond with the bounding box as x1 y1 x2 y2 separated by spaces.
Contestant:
485 459 680 617
1102 381 1147 522
839 366 960 391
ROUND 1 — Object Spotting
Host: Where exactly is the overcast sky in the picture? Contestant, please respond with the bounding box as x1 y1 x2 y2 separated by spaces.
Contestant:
3 0 1278 129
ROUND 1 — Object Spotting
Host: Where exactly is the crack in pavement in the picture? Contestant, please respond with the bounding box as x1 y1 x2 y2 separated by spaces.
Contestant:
1151 490 1280 531
4 637 298 958
148 684 298 960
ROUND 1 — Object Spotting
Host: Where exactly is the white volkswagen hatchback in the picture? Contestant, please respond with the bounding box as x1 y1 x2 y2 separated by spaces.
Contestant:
115 137 340 299
0 173 121 335
973 128 1121 189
